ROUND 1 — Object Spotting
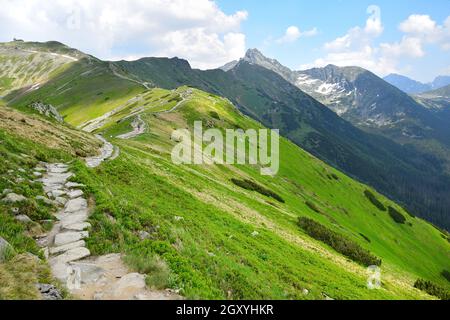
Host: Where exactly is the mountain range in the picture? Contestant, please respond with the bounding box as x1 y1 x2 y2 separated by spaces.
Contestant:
383 73 450 94
4 42 450 231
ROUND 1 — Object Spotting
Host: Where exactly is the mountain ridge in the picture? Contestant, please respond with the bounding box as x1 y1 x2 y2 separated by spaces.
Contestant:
4 41 450 230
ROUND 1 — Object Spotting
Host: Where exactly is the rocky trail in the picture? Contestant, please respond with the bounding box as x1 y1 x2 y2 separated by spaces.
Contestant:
116 115 146 140
31 140 180 300
85 135 118 168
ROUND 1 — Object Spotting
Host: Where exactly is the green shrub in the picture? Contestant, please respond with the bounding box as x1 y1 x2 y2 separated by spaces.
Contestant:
124 254 170 290
305 201 321 213
231 178 285 203
414 279 450 300
441 270 450 283
359 233 371 243
209 111 220 120
364 190 386 211
297 217 381 267
387 206 406 224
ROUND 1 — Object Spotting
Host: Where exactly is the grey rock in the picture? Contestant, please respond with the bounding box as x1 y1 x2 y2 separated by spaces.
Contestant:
2 193 27 203
69 262 105 284
138 231 150 240
36 283 63 300
67 189 84 199
30 102 64 123
55 197 68 206
50 247 90 264
49 190 67 199
2 189 12 195
15 215 33 224
64 222 91 231
50 240 86 255
64 198 88 213
54 231 89 247
0 237 12 262
65 182 85 188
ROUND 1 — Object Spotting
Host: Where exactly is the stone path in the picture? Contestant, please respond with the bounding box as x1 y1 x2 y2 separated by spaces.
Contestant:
116 115 146 140
36 162 91 283
85 135 116 168
35 162 182 300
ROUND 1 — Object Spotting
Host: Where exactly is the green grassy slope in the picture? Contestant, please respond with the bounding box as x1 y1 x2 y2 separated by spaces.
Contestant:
113 58 450 231
57 87 449 299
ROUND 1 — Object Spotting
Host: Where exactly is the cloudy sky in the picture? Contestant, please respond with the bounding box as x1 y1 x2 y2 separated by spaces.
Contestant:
0 0 449 82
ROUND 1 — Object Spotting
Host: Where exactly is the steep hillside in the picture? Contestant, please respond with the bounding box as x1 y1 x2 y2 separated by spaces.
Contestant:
4 88 450 299
0 40 86 97
106 55 450 230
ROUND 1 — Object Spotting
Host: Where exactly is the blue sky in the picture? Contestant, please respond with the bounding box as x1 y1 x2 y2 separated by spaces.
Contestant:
0 0 449 82
217 0 450 81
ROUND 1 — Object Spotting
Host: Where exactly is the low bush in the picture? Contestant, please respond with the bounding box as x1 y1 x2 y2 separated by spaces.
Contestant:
441 270 450 283
231 178 285 203
305 201 321 213
124 254 170 290
387 206 406 224
209 111 220 120
359 233 371 243
364 190 386 211
414 279 450 300
297 217 381 267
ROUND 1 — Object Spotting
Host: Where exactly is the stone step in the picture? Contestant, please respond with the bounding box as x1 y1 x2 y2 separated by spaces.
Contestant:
54 231 89 247
57 208 89 222
50 240 86 255
65 182 85 188
67 190 84 199
50 247 90 264
61 215 90 228
64 198 88 213
64 222 91 231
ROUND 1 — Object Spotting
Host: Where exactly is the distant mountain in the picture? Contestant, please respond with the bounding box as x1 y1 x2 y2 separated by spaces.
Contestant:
241 50 450 150
383 74 431 94
431 76 450 90
383 74 450 94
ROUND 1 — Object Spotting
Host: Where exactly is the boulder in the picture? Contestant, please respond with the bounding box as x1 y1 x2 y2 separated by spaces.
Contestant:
0 237 12 262
36 284 63 300
15 214 33 224
2 193 27 203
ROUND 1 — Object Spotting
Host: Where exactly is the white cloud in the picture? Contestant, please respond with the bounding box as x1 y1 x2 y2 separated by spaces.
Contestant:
302 7 450 77
398 14 450 50
380 37 425 58
0 0 248 69
276 26 318 44
399 15 437 35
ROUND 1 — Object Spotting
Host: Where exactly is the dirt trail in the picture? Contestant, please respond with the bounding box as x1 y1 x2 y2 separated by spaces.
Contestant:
85 135 116 168
117 115 146 139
